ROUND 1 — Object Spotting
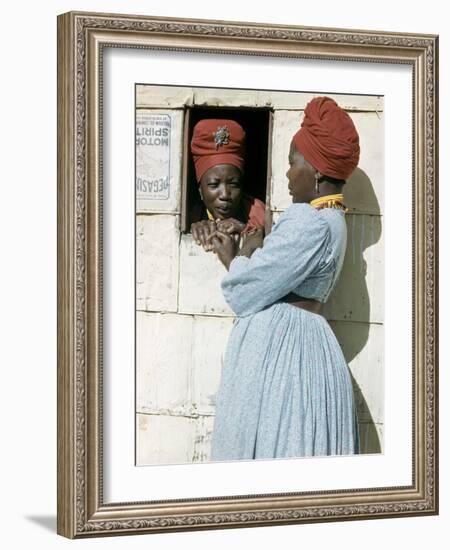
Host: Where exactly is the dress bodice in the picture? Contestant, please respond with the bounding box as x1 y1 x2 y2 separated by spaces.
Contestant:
221 203 347 317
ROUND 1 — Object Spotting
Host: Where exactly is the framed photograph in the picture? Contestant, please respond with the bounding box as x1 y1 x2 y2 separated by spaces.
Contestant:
57 11 438 538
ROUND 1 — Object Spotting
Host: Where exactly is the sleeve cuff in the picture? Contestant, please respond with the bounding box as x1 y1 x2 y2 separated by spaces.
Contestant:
229 255 250 274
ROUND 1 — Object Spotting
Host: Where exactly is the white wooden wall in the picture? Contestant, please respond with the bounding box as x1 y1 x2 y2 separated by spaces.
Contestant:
136 85 384 464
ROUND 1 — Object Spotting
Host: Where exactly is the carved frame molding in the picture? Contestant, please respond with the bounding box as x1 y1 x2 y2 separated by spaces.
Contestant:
57 11 438 538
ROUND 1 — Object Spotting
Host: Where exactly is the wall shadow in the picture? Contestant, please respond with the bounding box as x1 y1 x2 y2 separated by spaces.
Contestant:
325 167 383 454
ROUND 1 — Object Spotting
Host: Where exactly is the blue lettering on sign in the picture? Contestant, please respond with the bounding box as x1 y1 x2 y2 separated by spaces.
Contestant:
136 136 170 146
136 176 170 193
136 113 172 200
136 127 170 137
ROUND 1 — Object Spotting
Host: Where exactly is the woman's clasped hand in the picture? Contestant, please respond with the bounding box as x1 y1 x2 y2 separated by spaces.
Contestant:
191 217 246 252
196 223 264 269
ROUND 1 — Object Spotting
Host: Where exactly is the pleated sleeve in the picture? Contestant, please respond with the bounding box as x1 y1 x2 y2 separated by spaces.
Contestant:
221 204 330 317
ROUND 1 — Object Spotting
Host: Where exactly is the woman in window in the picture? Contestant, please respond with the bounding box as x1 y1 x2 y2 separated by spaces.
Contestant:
209 97 360 460
190 119 265 251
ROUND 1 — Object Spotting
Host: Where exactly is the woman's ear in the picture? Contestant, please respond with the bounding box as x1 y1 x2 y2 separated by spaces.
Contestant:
198 182 204 201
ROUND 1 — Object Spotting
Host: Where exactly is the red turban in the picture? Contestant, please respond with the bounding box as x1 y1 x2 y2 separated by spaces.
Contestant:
191 119 246 182
293 97 360 180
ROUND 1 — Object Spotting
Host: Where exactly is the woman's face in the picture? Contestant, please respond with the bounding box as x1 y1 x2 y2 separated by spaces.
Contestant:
286 141 317 203
199 164 243 220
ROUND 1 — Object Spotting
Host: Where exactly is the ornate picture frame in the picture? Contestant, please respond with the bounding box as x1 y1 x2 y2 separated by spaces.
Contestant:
57 11 438 538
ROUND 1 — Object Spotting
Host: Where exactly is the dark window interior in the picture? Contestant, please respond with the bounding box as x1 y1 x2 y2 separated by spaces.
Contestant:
181 106 273 233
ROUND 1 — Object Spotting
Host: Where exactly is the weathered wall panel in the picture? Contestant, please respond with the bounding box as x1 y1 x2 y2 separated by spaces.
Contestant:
193 88 260 107
329 320 384 426
137 413 196 465
178 234 233 316
324 214 384 324
136 214 180 313
258 91 383 112
136 85 194 108
137 312 193 414
191 316 235 415
192 415 215 463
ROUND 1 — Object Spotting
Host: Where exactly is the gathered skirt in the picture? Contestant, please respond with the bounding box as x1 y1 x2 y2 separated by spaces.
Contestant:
210 303 359 461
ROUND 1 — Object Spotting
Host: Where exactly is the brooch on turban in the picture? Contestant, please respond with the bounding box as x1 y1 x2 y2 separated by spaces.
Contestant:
213 126 231 149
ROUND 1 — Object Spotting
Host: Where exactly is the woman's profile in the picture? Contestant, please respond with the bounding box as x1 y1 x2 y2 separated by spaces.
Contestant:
190 118 265 251
209 97 361 460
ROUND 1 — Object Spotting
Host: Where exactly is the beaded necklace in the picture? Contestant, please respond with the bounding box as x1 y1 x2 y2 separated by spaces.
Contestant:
310 193 347 212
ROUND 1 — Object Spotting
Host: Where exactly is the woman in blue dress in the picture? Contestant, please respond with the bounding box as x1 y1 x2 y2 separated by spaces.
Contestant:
209 96 360 460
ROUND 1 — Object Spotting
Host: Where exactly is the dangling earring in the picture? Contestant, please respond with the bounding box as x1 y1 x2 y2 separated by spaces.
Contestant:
315 172 321 195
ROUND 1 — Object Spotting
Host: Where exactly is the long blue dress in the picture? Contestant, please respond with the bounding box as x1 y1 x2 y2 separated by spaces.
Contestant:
210 202 359 461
